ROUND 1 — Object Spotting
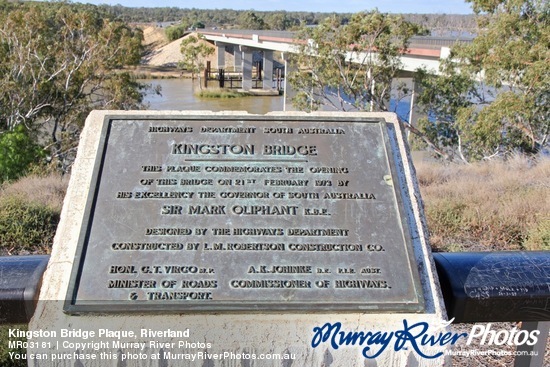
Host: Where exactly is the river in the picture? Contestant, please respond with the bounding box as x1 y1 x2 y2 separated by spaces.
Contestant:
143 78 412 118
143 79 284 114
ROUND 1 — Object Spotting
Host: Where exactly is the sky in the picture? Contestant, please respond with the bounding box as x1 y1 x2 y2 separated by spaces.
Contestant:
76 0 474 14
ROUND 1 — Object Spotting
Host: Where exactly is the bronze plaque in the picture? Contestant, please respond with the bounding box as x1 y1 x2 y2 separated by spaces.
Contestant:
65 115 424 312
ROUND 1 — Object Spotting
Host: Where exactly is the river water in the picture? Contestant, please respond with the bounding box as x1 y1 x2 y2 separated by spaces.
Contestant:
143 79 284 114
143 78 412 118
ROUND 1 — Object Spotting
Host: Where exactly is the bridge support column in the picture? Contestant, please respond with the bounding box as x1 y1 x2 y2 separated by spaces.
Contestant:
215 43 226 69
241 46 253 91
233 45 242 72
262 50 274 90
395 71 425 142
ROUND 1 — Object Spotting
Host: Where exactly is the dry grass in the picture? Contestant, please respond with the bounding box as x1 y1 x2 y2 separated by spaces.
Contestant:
138 24 170 53
416 155 550 252
1 173 68 212
0 173 68 255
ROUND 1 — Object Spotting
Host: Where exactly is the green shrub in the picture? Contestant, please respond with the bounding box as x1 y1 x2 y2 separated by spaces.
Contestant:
0 195 59 254
525 218 550 251
165 24 187 41
0 125 45 184
196 89 250 98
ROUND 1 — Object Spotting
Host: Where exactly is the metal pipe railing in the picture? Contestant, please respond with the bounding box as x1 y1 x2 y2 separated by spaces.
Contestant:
0 252 548 366
0 255 49 324
1 252 548 324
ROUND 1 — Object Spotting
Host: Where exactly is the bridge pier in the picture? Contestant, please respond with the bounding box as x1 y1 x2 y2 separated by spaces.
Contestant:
395 71 424 141
215 42 226 69
240 46 253 91
263 50 274 90
233 45 242 72
211 40 282 94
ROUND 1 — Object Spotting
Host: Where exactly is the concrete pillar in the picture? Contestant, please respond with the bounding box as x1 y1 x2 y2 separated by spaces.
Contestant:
241 46 253 91
215 43 225 69
233 45 242 73
262 50 274 90
282 52 297 111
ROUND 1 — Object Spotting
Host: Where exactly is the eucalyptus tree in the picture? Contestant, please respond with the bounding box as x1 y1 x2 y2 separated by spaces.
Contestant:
415 0 549 161
179 35 214 85
288 11 422 113
0 1 148 175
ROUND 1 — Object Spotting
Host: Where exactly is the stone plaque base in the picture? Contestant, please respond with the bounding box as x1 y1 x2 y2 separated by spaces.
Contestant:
28 111 450 366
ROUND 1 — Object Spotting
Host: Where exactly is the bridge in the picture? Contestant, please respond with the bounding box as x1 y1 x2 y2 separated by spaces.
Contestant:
199 29 473 113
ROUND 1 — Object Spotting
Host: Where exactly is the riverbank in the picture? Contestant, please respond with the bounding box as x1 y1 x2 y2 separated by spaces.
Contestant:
127 65 187 79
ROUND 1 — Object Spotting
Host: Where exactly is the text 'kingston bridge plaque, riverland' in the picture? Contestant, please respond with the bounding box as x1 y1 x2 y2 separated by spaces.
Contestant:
64 113 425 313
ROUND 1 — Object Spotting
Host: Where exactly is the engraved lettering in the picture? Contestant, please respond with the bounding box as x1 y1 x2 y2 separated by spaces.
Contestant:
205 243 285 251
188 205 226 215
161 205 183 215
361 267 382 274
219 191 270 199
323 193 376 199
334 280 389 289
180 280 218 288
287 229 349 236
142 165 162 172
230 280 311 288
180 179 213 185
204 166 283 173
263 145 317 156
212 228 230 235
145 228 193 236
263 127 293 134
164 266 198 274
304 208 330 216
232 228 284 236
156 178 177 185
166 165 201 172
149 126 193 133
248 265 313 274
108 280 157 288
109 265 137 274
111 243 185 250
288 192 319 199
232 205 298 216
146 292 212 300
289 244 362 251
309 167 349 174
171 144 254 155
315 180 332 186
286 167 304 173
134 192 194 199
201 126 256 133
297 127 345 134
337 268 356 274
264 179 309 186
